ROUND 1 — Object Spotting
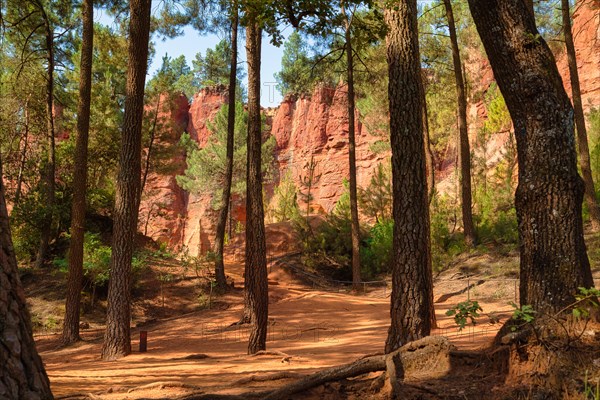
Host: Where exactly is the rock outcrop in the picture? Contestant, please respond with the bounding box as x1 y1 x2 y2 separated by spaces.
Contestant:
271 84 388 214
139 3 600 255
187 85 229 146
140 84 388 255
138 93 189 249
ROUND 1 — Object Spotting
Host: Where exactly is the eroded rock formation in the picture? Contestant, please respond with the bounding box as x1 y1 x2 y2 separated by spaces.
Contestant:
139 3 600 255
271 84 388 214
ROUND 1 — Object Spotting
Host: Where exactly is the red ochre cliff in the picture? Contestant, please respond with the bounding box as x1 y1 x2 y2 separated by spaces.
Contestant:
139 84 388 255
139 3 600 255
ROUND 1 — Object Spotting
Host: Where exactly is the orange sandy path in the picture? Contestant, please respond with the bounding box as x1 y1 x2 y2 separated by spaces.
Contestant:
37 260 513 399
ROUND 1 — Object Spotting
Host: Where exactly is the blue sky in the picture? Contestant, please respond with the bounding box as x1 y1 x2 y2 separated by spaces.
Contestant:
95 7 289 107
151 26 291 107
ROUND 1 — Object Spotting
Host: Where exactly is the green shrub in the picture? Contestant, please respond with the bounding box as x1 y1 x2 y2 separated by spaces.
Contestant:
53 232 147 300
269 171 301 223
360 219 393 277
10 194 48 261
302 213 354 281
446 300 483 330
588 108 600 186
473 190 518 245
430 194 467 271
10 180 73 264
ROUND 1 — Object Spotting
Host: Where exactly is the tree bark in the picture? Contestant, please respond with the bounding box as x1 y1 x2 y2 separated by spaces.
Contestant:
422 94 435 203
214 3 238 290
244 14 268 355
562 0 600 231
0 156 54 399
36 10 56 269
342 3 361 291
101 0 152 361
443 0 476 246
62 0 93 346
467 0 594 315
524 0 535 17
384 0 435 353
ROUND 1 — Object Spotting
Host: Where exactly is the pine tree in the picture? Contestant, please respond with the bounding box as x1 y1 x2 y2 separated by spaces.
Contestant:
214 2 239 289
442 0 476 245
0 155 53 399
467 0 594 314
244 7 268 355
561 0 600 231
62 0 93 346
384 0 435 353
101 0 152 361
275 31 315 96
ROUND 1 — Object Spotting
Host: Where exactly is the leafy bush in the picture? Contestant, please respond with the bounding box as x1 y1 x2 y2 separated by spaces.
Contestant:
10 180 75 264
430 194 467 271
360 219 393 277
358 163 392 222
53 232 147 303
268 171 301 223
446 300 483 330
473 189 518 245
588 108 600 204
299 212 354 281
296 192 392 281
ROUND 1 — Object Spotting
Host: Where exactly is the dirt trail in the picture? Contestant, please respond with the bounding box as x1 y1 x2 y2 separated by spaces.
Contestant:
37 257 514 399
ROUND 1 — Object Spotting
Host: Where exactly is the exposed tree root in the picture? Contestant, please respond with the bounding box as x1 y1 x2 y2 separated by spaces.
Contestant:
262 353 387 400
172 337 453 400
261 336 453 400
177 392 264 400
229 314 251 327
249 350 290 358
232 371 303 385
248 349 293 363
127 381 203 393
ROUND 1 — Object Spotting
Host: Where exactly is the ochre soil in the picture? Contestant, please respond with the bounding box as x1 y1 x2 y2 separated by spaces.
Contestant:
35 251 522 399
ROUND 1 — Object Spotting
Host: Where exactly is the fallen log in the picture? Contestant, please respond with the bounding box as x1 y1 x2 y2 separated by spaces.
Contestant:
262 336 453 400
232 372 303 386
127 381 202 393
262 354 387 400
178 336 453 400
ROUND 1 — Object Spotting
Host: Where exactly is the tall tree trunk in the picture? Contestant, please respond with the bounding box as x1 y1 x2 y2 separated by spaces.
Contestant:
443 0 476 245
140 95 160 196
524 0 535 17
36 16 56 269
62 0 93 346
101 0 152 361
562 0 600 231
214 2 238 290
422 94 435 203
384 0 435 353
244 14 268 355
342 4 361 291
467 0 594 315
0 155 54 399
14 99 30 206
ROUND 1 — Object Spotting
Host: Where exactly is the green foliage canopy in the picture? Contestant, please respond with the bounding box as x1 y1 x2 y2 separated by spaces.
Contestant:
177 102 275 209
